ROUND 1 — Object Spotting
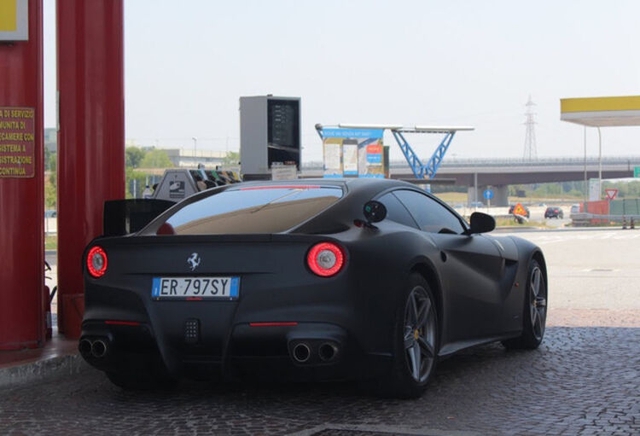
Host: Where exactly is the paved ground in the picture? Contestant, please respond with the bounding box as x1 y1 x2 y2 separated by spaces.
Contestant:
1 228 638 435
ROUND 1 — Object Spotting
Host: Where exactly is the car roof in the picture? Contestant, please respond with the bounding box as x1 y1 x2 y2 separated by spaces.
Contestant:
232 177 413 190
221 178 424 204
143 177 445 236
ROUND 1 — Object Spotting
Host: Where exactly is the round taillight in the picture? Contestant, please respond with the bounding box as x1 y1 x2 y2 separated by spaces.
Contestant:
87 246 108 278
307 242 345 277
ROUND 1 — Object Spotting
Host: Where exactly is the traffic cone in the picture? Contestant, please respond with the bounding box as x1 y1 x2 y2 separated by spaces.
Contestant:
623 216 627 229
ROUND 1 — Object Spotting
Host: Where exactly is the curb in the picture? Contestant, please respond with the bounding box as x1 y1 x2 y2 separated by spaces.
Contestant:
0 353 88 390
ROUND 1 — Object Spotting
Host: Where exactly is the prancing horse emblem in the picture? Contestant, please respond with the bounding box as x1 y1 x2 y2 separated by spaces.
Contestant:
187 253 201 271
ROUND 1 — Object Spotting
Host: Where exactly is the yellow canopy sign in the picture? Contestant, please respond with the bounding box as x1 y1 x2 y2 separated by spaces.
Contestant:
0 0 28 41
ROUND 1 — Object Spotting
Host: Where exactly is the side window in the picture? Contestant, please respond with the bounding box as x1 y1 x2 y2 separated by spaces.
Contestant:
392 189 466 235
377 192 419 229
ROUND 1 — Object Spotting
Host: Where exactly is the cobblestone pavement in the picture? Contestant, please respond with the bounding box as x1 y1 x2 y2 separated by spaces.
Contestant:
1 229 638 435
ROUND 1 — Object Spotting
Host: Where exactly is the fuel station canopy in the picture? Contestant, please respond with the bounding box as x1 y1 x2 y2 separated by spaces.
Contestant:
560 95 640 127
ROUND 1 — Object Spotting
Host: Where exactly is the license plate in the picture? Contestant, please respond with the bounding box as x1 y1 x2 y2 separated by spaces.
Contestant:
151 276 240 300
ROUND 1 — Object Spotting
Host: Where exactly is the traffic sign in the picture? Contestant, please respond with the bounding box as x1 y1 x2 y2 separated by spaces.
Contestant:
635 167 640 178
483 189 494 200
513 203 527 216
605 188 618 200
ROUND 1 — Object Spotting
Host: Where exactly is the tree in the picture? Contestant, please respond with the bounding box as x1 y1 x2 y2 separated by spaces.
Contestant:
125 146 145 168
125 167 149 199
44 175 57 209
45 151 57 189
45 151 57 208
139 149 174 168
223 151 240 165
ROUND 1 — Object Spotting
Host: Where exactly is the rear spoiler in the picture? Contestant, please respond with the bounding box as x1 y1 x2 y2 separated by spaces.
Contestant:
103 199 176 236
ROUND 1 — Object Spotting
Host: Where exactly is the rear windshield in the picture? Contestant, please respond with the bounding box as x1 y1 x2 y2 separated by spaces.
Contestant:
156 185 343 235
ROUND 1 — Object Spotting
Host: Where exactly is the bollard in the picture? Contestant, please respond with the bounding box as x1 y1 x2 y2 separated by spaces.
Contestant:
631 217 635 230
623 216 627 229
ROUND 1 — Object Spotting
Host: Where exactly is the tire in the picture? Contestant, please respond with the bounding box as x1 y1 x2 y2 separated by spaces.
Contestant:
502 259 547 350
376 273 439 399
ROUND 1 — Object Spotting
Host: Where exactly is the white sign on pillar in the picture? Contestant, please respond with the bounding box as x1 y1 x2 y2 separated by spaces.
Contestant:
589 179 601 201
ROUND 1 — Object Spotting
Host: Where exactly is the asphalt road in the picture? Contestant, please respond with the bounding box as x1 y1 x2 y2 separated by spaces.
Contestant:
3 228 639 436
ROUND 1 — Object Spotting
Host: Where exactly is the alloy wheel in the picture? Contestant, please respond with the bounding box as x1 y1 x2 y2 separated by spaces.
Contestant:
403 287 437 383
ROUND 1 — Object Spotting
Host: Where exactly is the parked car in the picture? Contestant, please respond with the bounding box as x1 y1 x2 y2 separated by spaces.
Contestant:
44 210 57 218
544 206 564 219
80 178 548 399
570 204 581 215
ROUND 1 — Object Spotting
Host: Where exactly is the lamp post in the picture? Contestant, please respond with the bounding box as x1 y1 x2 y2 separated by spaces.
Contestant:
597 127 602 200
583 126 587 208
192 137 197 165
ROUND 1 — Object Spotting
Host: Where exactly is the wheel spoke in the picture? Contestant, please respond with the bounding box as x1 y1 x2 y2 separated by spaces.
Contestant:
414 291 422 319
409 343 421 379
533 314 541 338
533 307 544 339
530 305 538 327
404 326 414 349
408 291 419 325
416 297 431 330
418 336 435 358
531 268 541 298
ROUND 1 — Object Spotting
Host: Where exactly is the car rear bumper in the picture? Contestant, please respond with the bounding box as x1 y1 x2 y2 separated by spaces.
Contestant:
79 318 392 382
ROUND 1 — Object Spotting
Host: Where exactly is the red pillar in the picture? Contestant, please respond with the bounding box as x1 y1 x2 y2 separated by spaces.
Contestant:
56 0 124 338
0 0 45 350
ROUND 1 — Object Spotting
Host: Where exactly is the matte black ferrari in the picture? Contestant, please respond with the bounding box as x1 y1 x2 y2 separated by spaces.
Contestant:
79 178 548 398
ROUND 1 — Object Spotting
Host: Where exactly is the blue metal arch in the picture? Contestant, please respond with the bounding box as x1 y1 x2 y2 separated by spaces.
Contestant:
391 130 456 179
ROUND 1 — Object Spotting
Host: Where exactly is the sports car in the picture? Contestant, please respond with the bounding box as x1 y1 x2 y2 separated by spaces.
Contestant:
79 178 548 398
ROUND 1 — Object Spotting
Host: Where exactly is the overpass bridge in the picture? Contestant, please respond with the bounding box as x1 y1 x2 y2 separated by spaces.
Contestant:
409 155 640 185
301 155 640 206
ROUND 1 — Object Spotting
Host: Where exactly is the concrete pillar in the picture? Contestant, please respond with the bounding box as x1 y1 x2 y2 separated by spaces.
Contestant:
467 185 509 207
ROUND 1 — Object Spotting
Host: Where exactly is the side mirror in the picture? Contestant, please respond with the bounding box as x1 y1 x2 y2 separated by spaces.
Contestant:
468 212 495 234
363 201 387 225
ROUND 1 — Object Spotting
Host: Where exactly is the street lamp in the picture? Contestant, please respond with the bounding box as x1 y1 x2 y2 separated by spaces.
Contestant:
583 126 587 208
597 127 602 200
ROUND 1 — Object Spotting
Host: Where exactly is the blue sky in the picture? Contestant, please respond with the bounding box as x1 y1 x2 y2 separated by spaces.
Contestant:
43 0 640 163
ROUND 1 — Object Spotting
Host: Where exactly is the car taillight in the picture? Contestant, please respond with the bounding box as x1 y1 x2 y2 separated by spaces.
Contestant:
307 242 345 277
87 246 108 278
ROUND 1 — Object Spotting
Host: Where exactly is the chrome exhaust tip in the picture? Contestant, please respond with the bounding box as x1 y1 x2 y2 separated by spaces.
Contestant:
78 338 93 357
292 342 311 363
91 339 109 358
318 342 339 362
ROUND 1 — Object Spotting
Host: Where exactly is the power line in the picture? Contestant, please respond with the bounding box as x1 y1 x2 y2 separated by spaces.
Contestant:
523 95 538 161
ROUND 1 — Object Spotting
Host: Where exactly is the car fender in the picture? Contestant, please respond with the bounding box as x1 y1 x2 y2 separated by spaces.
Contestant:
341 227 442 354
488 235 520 261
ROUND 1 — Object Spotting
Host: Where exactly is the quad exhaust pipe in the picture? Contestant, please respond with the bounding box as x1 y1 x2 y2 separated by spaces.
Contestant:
79 338 110 359
290 340 340 364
